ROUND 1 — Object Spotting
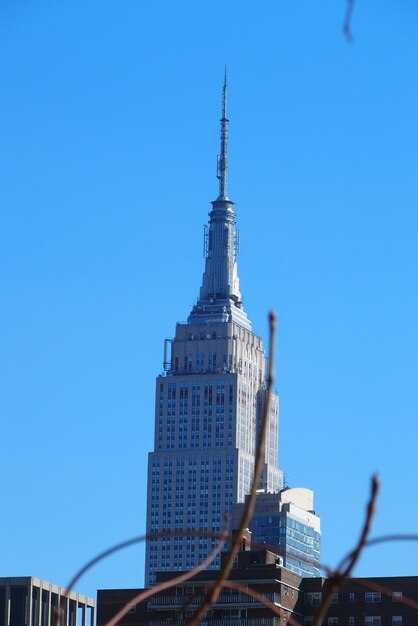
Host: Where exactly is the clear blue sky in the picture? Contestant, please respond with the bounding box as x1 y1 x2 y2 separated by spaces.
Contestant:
1 0 418 599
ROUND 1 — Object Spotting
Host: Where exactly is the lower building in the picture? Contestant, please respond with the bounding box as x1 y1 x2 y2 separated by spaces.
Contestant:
99 543 302 626
302 576 418 626
0 577 95 626
232 488 321 577
98 542 418 626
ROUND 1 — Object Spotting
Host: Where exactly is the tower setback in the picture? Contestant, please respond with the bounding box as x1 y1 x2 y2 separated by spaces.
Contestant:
144 77 283 586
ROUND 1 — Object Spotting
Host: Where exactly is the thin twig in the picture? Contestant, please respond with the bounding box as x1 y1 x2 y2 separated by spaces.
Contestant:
104 525 229 626
340 474 379 578
185 311 278 626
312 475 379 626
221 581 300 626
65 527 228 594
196 580 300 626
348 577 418 612
367 533 418 548
57 526 230 626
320 534 418 580
102 525 418 626
343 0 356 41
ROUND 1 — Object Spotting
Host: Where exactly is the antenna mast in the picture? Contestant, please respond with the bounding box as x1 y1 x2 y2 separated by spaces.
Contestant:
216 69 229 200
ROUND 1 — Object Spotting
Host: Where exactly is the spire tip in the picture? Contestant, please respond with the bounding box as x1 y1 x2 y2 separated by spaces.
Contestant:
217 71 229 200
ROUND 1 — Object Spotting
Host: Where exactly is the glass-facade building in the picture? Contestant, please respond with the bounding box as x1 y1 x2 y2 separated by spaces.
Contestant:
232 488 321 577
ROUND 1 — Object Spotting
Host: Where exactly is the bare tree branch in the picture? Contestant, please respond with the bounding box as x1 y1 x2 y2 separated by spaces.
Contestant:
348 577 418 612
339 474 380 578
58 526 230 626
104 525 229 626
367 533 418 548
64 527 228 595
312 474 379 626
221 581 300 626
343 0 356 41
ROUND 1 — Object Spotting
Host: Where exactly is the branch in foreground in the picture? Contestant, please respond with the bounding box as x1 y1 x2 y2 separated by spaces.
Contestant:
349 577 418 612
104 525 229 626
220 581 300 626
343 0 356 41
340 474 379 578
312 474 379 626
57 527 229 626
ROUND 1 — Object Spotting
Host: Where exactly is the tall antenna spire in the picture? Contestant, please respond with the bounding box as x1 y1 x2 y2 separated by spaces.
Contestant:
188 71 251 331
216 69 229 200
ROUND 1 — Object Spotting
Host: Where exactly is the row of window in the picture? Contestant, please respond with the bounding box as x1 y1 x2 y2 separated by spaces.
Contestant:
305 618 402 626
305 592 403 606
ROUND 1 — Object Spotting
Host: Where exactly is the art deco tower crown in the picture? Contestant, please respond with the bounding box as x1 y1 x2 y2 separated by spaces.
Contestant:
145 77 282 586
188 72 250 331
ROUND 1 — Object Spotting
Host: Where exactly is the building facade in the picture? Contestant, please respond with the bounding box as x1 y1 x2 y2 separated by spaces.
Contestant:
100 544 302 626
302 576 418 626
232 488 321 577
144 77 283 585
100 546 418 626
0 577 95 626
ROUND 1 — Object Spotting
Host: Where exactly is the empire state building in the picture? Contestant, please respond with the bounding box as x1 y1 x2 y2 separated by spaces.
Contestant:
145 77 283 586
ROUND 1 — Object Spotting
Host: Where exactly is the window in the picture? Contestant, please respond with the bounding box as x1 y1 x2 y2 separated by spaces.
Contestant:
328 619 338 626
392 592 403 603
364 618 381 626
305 593 322 607
349 593 356 603
349 618 355 626
365 593 381 603
330 593 339 604
392 618 402 626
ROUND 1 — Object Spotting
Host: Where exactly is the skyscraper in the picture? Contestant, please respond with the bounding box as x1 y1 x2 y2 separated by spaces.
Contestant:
145 76 283 586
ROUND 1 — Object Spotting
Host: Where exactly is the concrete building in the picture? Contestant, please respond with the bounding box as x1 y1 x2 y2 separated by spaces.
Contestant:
232 488 321 577
144 76 283 585
0 577 95 626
